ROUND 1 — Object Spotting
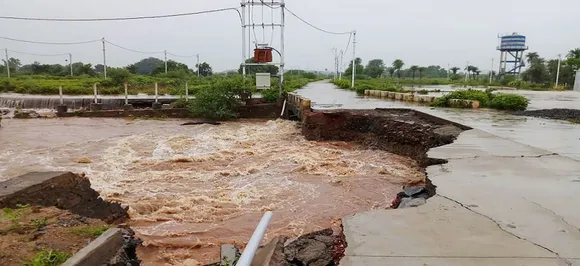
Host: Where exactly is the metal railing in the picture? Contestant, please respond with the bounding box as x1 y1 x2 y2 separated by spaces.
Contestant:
236 211 273 266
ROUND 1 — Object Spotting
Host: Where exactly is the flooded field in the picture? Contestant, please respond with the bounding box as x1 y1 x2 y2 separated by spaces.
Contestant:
0 118 423 264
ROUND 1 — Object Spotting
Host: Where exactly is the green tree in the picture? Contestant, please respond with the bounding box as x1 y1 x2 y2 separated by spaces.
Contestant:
450 67 460 74
72 62 96 76
567 48 580 59
345 58 364 77
1 57 21 73
364 59 385 78
196 62 213 77
108 68 132 86
153 60 190 75
386 67 395 77
418 67 426 79
238 57 279 75
128 57 164 75
409 65 419 79
526 52 540 65
94 64 105 73
392 59 404 78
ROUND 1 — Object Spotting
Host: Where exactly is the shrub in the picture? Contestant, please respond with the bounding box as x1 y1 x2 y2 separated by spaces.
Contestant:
488 94 529 111
355 84 375 95
27 249 70 266
188 77 249 120
260 88 279 103
332 79 351 89
107 68 132 86
432 89 490 107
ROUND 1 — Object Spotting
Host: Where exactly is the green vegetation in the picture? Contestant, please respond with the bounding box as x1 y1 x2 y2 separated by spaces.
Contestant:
433 90 491 108
188 76 252 120
488 94 529 111
432 89 529 111
1 204 30 232
72 225 110 238
26 249 70 266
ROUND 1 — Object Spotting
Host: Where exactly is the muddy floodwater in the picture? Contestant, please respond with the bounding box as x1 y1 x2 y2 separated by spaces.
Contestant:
0 118 423 265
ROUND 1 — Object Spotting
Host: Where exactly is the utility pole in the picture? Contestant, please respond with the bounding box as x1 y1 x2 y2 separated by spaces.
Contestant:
556 54 562 87
351 31 356 88
69 53 73 77
164 50 168 74
447 63 450 79
101 38 107 79
464 61 469 82
4 48 10 78
332 48 338 79
280 0 285 95
489 58 494 84
196 54 200 77
241 1 246 76
339 50 344 80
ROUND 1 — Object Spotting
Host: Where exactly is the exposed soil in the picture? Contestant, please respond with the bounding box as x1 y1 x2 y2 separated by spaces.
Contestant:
0 206 109 266
0 172 128 223
512 108 580 123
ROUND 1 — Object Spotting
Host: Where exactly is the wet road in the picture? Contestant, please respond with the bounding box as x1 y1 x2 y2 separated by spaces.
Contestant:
296 81 580 161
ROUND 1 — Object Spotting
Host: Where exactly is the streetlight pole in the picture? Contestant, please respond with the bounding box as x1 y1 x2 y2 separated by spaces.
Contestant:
164 50 168 74
464 61 469 82
196 54 200 77
101 38 107 79
447 63 450 79
351 31 356 88
556 54 562 87
4 48 10 78
489 58 494 84
69 53 73 76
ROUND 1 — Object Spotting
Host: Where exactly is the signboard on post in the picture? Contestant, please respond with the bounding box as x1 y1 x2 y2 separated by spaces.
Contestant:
256 73 271 90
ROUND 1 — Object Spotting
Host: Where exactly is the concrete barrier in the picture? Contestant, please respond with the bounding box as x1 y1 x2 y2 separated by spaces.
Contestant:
403 94 414 102
379 91 387 98
62 228 124 266
394 93 403 100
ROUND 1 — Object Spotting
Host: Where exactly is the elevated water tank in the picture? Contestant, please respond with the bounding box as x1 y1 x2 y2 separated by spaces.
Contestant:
498 33 528 51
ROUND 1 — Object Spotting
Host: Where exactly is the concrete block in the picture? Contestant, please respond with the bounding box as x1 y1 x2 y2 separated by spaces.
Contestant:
380 91 388 98
221 244 238 266
394 93 403 100
386 92 394 99
62 228 123 266
90 103 102 111
403 94 414 102
448 99 480 109
364 90 370 96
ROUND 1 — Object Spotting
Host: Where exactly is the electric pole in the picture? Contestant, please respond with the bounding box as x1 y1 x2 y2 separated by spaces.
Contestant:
351 31 357 88
465 61 469 82
69 53 73 76
489 58 494 84
164 50 168 74
339 50 344 80
332 48 338 79
447 63 450 79
101 38 107 79
196 54 200 77
556 54 562 87
4 48 10 78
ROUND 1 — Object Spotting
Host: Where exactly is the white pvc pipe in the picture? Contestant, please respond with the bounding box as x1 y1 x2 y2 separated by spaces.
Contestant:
236 211 273 266
59 86 64 105
280 99 287 117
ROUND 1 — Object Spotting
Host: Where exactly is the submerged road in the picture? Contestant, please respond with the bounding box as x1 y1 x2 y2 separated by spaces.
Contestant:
297 81 580 266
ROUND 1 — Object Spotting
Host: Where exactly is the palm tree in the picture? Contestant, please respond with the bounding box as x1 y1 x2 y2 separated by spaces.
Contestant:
450 67 460 75
466 66 474 79
387 67 395 77
475 70 481 79
392 59 404 78
418 67 426 79
526 52 540 65
409 65 419 79
568 48 580 59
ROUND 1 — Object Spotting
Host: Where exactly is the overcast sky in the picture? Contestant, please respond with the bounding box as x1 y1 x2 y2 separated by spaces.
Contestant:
1 0 579 72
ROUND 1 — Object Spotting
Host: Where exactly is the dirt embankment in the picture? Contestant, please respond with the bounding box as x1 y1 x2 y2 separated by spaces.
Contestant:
512 108 580 123
302 109 468 167
0 172 137 265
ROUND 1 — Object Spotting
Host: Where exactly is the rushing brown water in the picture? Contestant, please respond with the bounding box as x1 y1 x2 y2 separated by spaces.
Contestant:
0 118 424 265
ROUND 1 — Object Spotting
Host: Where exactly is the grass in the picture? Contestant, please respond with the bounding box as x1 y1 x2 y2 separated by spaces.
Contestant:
1 204 30 232
26 250 70 266
567 119 580 124
71 225 110 238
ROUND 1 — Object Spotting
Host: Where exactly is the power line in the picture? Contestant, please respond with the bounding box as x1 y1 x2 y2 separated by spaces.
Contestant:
285 7 352 35
343 32 353 56
105 40 163 55
167 52 197 58
0 7 242 22
7 49 69 57
0 36 100 45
